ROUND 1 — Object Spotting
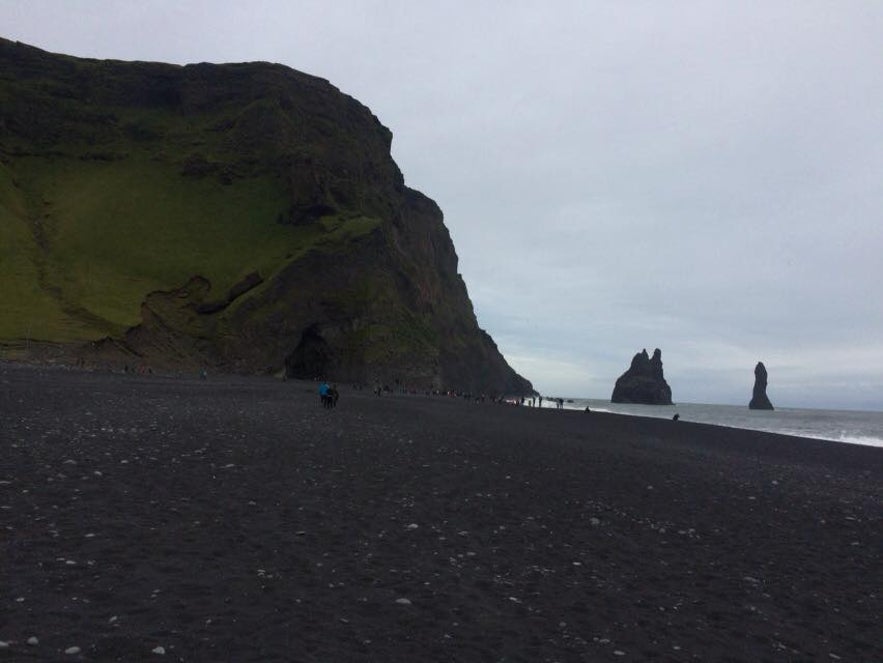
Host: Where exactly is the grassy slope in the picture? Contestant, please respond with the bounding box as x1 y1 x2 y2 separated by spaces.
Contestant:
0 152 381 344
0 160 83 341
0 45 407 361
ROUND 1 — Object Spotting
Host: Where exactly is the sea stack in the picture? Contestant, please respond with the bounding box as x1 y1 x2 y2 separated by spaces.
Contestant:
611 348 673 405
749 362 774 410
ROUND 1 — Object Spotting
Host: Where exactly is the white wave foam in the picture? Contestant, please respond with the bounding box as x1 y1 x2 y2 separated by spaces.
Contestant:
791 431 883 447
834 434 883 448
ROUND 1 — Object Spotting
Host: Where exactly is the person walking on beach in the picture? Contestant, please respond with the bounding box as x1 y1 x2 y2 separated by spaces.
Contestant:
318 381 330 408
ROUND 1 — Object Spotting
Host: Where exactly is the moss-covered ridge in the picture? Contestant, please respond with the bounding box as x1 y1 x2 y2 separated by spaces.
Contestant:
0 38 532 394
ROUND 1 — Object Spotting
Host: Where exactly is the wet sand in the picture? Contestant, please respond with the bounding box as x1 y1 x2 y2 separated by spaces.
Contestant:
1 364 880 661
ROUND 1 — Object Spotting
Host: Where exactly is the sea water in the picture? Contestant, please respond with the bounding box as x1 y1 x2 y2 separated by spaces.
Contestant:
538 399 883 448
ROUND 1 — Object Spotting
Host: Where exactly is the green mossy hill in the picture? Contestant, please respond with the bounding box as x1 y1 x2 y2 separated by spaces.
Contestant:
0 38 532 394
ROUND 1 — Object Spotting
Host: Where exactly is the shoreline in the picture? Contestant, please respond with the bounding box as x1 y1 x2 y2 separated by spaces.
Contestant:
5 359 881 448
1 363 880 661
551 398 883 449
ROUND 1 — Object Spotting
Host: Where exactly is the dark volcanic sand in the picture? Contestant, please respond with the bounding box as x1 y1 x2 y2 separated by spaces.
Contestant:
1 364 880 662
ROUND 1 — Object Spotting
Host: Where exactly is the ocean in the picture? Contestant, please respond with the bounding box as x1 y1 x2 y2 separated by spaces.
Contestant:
537 398 883 448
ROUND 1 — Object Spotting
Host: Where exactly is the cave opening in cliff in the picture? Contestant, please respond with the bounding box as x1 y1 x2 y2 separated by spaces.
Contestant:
285 325 332 379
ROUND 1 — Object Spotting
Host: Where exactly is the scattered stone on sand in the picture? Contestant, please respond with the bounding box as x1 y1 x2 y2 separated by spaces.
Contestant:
152 645 166 655
64 646 81 655
2 364 879 662
27 637 39 646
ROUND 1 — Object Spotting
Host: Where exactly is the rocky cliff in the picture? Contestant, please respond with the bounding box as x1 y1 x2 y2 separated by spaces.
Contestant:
611 348 673 405
749 362 774 410
0 38 532 394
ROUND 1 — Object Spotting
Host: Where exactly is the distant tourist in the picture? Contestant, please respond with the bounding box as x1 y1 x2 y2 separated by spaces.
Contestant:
320 383 340 409
319 381 331 408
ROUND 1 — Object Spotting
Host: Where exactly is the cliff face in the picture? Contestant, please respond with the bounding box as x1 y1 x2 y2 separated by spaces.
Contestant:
749 362 774 410
0 38 531 394
611 348 673 405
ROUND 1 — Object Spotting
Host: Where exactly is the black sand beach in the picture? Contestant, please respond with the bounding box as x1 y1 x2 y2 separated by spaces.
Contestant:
1 363 880 661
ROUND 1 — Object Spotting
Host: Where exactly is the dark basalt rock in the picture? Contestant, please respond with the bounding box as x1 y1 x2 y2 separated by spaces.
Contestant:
749 362 774 410
0 38 533 396
611 348 673 405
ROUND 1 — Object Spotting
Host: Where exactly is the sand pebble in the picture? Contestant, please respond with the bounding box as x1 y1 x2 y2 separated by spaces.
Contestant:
589 517 601 526
65 646 81 655
0 641 9 649
27 637 39 646
395 598 412 605
406 523 419 530
152 645 166 655
614 651 626 656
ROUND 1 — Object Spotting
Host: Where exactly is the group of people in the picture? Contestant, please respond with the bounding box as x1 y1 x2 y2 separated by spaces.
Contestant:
514 395 565 409
318 382 339 409
312 380 588 414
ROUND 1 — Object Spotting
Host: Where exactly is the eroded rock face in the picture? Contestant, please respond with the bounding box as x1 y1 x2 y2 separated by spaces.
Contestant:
611 348 673 405
0 38 533 396
749 362 774 410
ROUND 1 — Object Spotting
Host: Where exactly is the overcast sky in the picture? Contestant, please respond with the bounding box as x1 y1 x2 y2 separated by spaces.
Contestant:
4 1 882 409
